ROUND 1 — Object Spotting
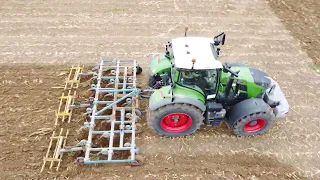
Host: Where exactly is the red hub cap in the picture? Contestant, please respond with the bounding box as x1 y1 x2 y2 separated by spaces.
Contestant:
243 118 266 132
160 113 193 133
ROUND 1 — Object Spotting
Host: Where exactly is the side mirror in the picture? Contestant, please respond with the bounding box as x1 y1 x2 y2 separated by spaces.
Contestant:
213 32 226 46
214 39 220 46
221 34 226 45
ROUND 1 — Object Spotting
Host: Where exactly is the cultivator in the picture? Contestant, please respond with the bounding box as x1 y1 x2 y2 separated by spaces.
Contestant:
41 60 145 173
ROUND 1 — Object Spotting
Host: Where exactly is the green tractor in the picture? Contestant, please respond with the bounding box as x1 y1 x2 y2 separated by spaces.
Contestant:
146 28 289 137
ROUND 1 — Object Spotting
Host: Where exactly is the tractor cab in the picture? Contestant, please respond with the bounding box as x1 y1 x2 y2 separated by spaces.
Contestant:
171 36 225 99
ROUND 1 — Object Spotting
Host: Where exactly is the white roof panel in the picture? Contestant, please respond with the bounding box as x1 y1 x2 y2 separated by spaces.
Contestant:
172 37 223 70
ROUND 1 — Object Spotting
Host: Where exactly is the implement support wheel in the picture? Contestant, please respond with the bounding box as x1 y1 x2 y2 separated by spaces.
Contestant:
136 66 142 75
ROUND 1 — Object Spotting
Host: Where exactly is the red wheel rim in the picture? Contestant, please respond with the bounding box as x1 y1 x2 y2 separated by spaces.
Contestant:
243 118 266 132
160 113 193 133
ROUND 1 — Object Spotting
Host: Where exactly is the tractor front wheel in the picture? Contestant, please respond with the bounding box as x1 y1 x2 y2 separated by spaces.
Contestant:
232 111 275 136
148 104 204 137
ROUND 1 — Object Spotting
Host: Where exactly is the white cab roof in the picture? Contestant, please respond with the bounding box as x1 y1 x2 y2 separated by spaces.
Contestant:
172 37 223 70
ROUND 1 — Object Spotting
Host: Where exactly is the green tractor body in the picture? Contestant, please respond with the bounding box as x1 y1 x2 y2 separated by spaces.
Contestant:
146 31 289 137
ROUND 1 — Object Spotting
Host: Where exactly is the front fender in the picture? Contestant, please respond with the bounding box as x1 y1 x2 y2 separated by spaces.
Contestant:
226 98 271 128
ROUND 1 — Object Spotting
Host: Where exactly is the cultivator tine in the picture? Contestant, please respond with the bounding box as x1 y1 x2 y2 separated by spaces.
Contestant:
79 71 97 77
90 75 98 81
77 139 87 147
69 97 94 109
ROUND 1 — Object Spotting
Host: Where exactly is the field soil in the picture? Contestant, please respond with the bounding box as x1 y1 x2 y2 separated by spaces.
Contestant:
267 0 320 66
1 0 320 179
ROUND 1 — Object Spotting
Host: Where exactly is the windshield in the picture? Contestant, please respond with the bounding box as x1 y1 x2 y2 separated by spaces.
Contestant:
210 43 218 59
178 69 219 95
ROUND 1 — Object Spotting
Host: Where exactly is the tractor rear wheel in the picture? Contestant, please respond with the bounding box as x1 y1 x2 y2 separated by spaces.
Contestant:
148 103 204 137
232 111 275 136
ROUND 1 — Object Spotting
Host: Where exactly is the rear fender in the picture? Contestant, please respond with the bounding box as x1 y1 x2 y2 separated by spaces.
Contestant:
149 96 206 112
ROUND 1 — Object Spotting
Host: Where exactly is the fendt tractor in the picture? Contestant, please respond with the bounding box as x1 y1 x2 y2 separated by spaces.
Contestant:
146 27 289 137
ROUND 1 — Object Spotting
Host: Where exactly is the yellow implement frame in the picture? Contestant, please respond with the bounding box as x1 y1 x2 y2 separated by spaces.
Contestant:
40 65 82 173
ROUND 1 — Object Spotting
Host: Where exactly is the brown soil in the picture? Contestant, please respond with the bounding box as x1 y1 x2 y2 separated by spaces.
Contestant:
0 64 306 180
267 0 320 66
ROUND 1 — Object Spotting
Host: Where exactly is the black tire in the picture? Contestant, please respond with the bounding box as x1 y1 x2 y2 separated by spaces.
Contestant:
136 66 142 75
148 75 157 87
148 103 204 137
232 111 275 136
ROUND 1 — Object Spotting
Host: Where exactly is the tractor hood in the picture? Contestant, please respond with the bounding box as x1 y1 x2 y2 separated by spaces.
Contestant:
220 66 271 98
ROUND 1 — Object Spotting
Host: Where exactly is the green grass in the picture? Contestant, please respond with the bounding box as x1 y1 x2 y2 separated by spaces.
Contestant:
310 64 320 72
112 8 124 12
67 151 76 157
